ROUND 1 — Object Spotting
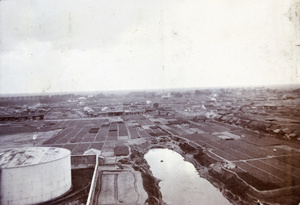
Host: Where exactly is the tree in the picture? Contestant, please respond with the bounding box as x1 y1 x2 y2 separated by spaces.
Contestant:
153 103 159 110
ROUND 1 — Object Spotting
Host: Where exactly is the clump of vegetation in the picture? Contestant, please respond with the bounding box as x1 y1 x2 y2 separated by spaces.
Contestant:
179 142 196 153
208 169 249 198
193 149 216 166
89 127 99 133
139 169 164 205
114 145 129 156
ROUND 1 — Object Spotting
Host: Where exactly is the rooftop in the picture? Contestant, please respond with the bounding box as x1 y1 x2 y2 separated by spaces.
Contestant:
0 147 70 169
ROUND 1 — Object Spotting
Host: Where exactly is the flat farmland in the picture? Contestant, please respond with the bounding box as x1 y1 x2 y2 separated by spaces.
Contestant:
137 129 151 138
276 155 300 168
150 127 165 136
143 119 155 125
158 125 180 136
127 126 140 139
178 120 300 191
70 127 89 143
41 118 129 155
72 143 91 155
90 142 104 150
108 130 118 140
95 126 109 141
118 122 128 139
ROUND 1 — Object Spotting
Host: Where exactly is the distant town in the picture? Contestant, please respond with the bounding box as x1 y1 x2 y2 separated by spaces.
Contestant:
1 87 299 141
0 86 299 205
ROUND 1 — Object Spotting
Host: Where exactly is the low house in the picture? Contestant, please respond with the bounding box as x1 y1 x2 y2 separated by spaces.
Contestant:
84 148 101 156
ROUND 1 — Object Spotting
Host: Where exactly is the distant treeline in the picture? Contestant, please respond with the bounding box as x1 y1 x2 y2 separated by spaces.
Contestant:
0 94 76 105
0 93 108 106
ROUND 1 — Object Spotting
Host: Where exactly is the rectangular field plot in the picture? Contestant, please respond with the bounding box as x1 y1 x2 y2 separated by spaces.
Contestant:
59 121 71 127
102 147 115 157
85 132 98 138
127 126 140 139
90 142 104 150
211 149 238 161
223 149 252 160
206 140 252 160
68 121 79 127
148 126 165 136
234 168 280 191
234 162 282 190
74 120 85 127
82 136 96 142
56 137 70 144
222 140 266 158
49 121 66 129
137 130 150 138
97 119 109 124
109 123 118 131
117 172 138 203
165 128 179 136
103 142 114 148
55 127 73 137
197 132 220 141
168 125 188 135
108 130 118 140
95 127 109 141
198 124 229 133
75 127 89 137
118 123 128 136
262 146 291 156
261 158 300 178
43 127 73 144
276 155 300 168
72 143 91 155
145 129 154 135
70 128 89 142
63 128 82 140
137 120 146 126
50 144 64 148
241 136 286 146
158 125 179 135
63 144 77 152
182 134 212 147
98 174 116 204
247 160 300 186
143 119 155 125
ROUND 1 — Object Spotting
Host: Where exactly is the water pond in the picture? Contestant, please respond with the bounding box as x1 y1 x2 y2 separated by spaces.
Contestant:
144 148 231 205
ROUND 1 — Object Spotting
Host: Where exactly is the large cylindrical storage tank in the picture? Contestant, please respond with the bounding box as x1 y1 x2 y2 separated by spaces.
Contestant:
0 147 71 205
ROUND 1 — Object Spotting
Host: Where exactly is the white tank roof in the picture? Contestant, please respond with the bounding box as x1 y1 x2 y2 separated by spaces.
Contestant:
0 147 70 169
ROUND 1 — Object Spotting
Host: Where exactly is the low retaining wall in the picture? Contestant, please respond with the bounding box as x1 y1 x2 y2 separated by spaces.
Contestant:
71 155 104 169
86 155 99 205
70 155 104 205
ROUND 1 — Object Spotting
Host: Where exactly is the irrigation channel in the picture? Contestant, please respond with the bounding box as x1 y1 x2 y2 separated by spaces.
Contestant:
144 148 232 205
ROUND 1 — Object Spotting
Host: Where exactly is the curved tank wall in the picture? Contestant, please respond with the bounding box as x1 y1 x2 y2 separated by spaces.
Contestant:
0 147 71 205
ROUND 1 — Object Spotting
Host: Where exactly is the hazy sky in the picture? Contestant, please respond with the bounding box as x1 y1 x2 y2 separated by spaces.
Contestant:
0 0 299 94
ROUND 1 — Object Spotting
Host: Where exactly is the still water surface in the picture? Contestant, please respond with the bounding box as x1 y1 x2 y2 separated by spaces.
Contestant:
144 148 231 205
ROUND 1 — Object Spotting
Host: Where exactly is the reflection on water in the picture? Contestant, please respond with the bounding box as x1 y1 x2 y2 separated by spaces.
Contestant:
144 148 231 205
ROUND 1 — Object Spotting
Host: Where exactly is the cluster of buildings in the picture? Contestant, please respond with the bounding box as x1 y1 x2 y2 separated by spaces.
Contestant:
0 87 299 139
